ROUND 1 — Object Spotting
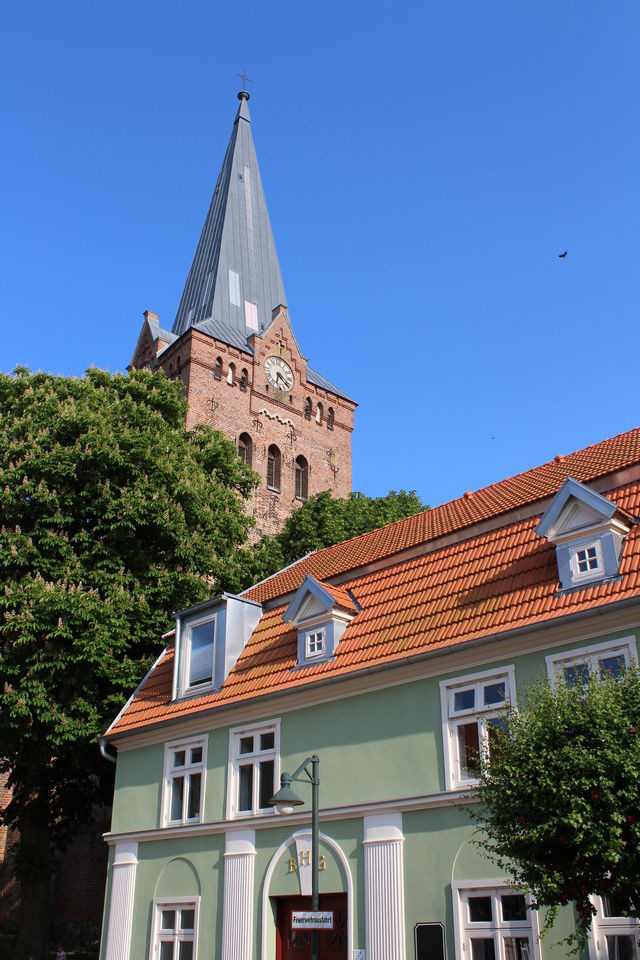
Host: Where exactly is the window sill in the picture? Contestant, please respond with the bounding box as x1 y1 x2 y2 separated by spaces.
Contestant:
228 808 276 821
557 573 621 595
267 485 281 494
174 683 217 701
162 817 203 829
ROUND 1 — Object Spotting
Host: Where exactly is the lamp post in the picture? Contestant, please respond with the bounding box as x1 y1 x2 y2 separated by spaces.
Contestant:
270 755 320 960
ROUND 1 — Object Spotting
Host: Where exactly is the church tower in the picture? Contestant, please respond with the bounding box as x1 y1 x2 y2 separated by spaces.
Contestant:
130 91 356 537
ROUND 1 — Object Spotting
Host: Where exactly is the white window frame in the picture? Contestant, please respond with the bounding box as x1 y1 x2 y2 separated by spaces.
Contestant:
149 896 200 960
226 719 280 820
440 666 517 791
452 880 542 960
546 636 638 686
570 539 604 584
179 612 216 697
162 735 208 827
589 895 640 960
305 628 326 660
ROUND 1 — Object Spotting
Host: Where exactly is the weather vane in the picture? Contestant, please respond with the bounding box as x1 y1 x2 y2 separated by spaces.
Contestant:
237 68 252 92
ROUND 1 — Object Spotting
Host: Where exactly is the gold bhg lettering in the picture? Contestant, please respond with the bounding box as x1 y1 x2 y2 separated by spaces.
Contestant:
287 852 328 873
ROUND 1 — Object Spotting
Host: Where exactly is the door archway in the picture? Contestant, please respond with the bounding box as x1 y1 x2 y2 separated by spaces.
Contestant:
260 830 354 960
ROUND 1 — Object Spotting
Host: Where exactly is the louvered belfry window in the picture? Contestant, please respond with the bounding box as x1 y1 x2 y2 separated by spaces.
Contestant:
267 445 281 491
214 357 222 381
295 456 308 501
238 433 252 469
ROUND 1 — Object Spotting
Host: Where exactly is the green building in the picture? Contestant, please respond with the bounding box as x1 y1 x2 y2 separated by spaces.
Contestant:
99 426 640 960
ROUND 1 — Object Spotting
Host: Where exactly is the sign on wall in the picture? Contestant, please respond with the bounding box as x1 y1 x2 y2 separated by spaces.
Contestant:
292 911 334 930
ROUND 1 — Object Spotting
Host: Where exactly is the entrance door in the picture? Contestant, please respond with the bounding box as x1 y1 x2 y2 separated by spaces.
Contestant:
276 893 348 960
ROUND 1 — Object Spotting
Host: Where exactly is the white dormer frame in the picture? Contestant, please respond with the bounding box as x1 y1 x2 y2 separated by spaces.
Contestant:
535 477 632 590
283 575 356 666
177 611 217 699
172 594 263 700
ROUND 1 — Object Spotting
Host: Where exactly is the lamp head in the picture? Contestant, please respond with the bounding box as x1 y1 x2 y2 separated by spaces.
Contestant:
269 773 304 816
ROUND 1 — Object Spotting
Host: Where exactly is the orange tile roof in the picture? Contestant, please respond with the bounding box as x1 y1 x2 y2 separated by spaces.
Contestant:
108 442 640 737
310 579 359 615
245 426 640 604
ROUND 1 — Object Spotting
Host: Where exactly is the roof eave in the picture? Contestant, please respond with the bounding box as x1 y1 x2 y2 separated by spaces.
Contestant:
104 591 640 745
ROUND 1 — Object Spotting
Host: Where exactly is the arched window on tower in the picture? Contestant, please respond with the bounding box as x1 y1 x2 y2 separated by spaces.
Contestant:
227 362 235 386
267 445 281 492
239 368 248 392
316 402 323 425
304 397 312 420
327 407 334 431
214 357 222 381
295 455 309 501
238 432 252 468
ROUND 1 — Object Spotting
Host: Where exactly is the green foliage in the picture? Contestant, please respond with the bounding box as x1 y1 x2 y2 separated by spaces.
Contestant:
475 667 640 944
0 367 257 855
223 489 427 592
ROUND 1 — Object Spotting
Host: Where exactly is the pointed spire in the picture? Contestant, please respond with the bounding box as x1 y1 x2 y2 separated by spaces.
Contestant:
171 91 287 339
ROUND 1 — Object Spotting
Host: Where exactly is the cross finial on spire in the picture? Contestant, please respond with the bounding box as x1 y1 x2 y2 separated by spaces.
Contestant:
237 68 252 93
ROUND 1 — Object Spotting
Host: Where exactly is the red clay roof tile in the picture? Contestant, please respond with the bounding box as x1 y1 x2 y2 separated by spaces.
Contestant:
107 428 640 737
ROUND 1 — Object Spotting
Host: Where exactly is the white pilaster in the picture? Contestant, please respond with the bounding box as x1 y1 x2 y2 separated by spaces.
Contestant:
363 813 406 960
221 829 256 960
104 841 138 960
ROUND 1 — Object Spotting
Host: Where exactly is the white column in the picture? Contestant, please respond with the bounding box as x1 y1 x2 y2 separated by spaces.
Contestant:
221 829 256 960
363 813 406 960
104 841 138 960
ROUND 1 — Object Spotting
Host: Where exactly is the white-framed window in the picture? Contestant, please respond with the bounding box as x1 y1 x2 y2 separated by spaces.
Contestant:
227 719 279 819
546 636 638 687
452 881 542 960
440 666 516 790
150 897 199 960
590 894 639 960
305 629 326 659
570 540 604 584
180 613 216 695
162 736 207 826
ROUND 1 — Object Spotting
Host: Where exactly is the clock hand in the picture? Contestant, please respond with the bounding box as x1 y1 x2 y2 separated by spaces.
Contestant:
276 372 286 388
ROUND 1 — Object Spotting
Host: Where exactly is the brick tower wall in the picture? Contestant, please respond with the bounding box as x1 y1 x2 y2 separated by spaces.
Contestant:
151 309 355 539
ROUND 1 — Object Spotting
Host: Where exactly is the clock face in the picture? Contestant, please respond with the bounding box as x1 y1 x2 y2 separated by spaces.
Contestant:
265 356 294 392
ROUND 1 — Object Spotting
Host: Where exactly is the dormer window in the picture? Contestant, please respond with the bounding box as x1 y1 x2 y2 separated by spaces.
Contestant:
184 614 216 692
571 541 602 581
173 594 263 700
535 477 633 590
283 574 358 667
305 629 325 659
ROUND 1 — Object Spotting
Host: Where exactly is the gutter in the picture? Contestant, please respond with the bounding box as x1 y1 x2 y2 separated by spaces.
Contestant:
99 737 117 764
106 591 640 744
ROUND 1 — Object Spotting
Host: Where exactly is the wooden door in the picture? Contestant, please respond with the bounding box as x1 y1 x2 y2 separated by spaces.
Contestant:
276 894 348 960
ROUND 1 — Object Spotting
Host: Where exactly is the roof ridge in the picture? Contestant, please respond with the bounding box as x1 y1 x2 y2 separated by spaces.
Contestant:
246 425 640 602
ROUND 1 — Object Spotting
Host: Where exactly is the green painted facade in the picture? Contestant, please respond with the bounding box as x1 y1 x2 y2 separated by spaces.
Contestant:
101 623 639 960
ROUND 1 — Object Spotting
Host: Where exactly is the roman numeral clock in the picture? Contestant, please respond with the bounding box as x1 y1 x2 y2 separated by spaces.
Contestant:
265 356 294 394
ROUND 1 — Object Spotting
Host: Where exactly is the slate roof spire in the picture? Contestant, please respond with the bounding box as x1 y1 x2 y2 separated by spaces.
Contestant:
172 91 288 338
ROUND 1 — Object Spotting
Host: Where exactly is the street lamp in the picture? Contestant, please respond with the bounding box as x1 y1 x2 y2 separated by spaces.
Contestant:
270 755 320 960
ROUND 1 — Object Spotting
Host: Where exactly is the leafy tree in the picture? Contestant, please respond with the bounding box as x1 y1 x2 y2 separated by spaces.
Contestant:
223 489 427 591
475 667 640 945
0 367 257 960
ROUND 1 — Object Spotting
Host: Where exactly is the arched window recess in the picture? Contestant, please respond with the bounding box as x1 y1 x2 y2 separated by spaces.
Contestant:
267 445 281 492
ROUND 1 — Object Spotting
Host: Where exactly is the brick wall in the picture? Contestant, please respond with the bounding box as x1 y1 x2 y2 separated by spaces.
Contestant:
135 307 356 538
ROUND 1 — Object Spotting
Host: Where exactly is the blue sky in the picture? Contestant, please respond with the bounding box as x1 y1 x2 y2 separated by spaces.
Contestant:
2 2 639 510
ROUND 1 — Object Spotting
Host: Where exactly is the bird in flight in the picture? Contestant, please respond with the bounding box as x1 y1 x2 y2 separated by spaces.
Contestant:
558 251 568 259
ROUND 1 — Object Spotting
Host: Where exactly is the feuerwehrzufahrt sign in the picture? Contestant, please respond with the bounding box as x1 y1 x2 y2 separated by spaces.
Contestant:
291 911 334 930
